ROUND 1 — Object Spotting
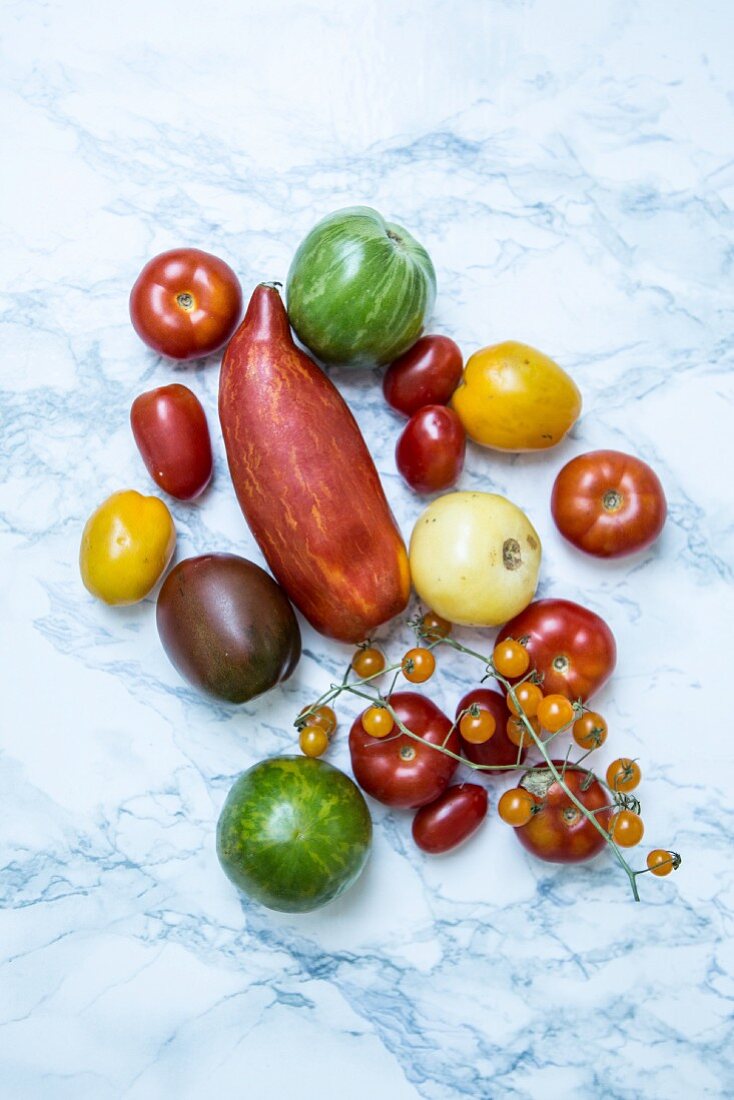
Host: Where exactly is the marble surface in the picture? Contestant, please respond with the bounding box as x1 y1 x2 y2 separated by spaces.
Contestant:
2 1 733 1096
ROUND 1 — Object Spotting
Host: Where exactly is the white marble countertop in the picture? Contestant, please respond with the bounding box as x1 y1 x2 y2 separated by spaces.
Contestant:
3 2 733 1097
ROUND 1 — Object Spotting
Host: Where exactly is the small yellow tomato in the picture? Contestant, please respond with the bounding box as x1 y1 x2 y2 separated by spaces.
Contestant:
80 489 176 605
409 491 541 627
452 341 582 451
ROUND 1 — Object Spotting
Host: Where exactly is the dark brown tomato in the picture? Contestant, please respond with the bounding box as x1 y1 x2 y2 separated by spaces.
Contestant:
383 335 463 417
515 761 612 863
412 783 488 853
156 554 301 703
455 688 526 768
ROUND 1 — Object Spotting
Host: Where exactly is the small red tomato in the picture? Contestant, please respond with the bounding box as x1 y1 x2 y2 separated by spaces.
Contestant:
551 449 667 558
383 335 464 417
349 692 460 808
497 598 616 703
130 384 213 500
515 762 612 863
130 248 242 360
455 689 525 769
412 784 488 853
396 405 465 493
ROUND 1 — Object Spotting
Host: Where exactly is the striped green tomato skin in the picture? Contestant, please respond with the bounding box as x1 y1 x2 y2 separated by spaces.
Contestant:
286 206 436 369
216 756 372 913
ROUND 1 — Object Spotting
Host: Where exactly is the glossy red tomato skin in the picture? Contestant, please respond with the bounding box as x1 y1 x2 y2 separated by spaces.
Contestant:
383 335 463 417
455 688 526 768
515 761 612 863
551 449 667 558
412 783 488 853
497 598 616 703
395 406 466 493
348 692 460 809
130 384 213 500
129 248 242 360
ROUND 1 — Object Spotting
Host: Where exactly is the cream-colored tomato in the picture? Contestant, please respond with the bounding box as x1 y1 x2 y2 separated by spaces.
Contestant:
408 492 541 627
452 341 581 451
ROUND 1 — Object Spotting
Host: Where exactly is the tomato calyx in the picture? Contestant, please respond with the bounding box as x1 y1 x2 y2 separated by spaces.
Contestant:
602 488 624 513
176 292 195 312
503 538 522 570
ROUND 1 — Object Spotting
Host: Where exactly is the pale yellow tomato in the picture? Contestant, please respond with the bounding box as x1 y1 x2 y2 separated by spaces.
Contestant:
409 492 541 627
452 341 582 451
80 490 176 605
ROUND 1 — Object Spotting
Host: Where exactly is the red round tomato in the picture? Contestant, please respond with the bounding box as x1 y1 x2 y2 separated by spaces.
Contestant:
395 405 465 493
497 599 616 702
383 335 463 417
129 248 242 360
455 688 526 769
412 784 488 853
515 761 612 863
130 384 213 500
551 449 666 558
348 692 459 808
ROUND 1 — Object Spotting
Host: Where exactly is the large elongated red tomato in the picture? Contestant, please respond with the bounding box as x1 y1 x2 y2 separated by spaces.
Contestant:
551 449 666 558
130 248 242 360
514 762 612 863
497 599 616 702
349 693 459 808
130 384 212 500
455 688 526 769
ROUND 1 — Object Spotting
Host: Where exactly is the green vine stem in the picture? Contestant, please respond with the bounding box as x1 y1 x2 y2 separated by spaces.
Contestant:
295 623 674 901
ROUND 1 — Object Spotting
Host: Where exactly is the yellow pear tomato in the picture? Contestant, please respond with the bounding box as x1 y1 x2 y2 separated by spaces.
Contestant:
452 341 582 451
409 491 541 627
80 490 176 605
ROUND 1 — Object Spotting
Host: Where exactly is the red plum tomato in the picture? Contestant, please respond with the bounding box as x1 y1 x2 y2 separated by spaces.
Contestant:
412 784 488 853
396 405 465 493
383 335 463 417
130 384 213 500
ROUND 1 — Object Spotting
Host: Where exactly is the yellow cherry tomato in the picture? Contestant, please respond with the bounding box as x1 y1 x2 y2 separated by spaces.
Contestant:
452 341 582 451
80 489 176 605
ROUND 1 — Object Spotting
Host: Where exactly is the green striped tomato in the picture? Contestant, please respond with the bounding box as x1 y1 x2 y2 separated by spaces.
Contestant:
216 756 372 913
286 206 436 369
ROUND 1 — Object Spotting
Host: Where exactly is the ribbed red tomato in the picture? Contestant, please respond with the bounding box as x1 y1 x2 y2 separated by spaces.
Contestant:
395 405 465 493
455 688 526 769
514 762 612 863
383 335 463 417
130 384 213 500
130 248 242 360
412 784 488 853
348 693 459 808
497 598 616 703
551 449 666 558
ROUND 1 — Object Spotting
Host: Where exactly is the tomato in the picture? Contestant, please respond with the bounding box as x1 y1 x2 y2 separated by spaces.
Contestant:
551 450 666 558
130 384 213 501
647 849 677 877
299 705 337 736
606 758 641 792
572 712 608 750
361 706 394 738
536 694 575 733
455 689 525 768
395 405 465 493
508 682 543 718
299 726 329 757
383 335 464 417
409 492 541 627
352 647 386 679
506 715 540 749
498 788 536 827
497 598 616 703
129 248 242 360
452 341 581 451
459 708 496 744
349 693 459 808
412 784 488 853
420 610 452 639
80 490 175 605
401 647 436 683
493 639 530 678
610 810 644 848
515 762 612 863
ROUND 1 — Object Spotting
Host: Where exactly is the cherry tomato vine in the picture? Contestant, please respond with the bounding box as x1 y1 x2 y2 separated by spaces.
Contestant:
295 613 681 901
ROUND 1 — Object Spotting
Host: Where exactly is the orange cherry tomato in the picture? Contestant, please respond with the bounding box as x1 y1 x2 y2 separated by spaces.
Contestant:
498 788 536 827
537 694 575 733
352 647 386 679
506 715 541 749
606 758 641 792
402 647 436 684
507 682 543 718
572 712 608 750
492 639 530 678
299 726 329 757
647 849 676 877
361 706 394 738
610 810 645 848
420 610 452 639
299 705 337 736
459 708 496 744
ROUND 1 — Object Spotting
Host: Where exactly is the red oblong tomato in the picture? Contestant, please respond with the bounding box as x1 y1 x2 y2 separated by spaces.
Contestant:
396 405 465 493
514 761 612 863
383 335 463 417
455 688 526 768
131 384 213 500
412 783 488 853
348 692 459 808
497 598 616 703
130 248 242 360
551 449 666 558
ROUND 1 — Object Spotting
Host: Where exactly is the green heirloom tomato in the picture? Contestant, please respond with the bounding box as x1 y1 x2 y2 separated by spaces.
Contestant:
286 206 436 369
217 756 372 913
